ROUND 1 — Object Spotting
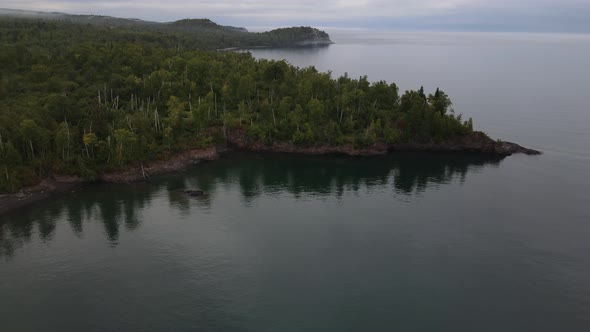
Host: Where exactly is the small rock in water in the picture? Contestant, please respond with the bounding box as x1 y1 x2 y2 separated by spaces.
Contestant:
185 190 205 197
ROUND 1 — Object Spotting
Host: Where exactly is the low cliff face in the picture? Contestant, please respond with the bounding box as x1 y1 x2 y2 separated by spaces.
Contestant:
229 138 389 156
228 131 541 157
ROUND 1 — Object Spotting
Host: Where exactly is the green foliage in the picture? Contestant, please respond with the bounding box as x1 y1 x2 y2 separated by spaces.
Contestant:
0 16 474 192
292 127 314 146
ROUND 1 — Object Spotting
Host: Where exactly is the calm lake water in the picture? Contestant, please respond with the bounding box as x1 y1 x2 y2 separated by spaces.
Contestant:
2 31 590 331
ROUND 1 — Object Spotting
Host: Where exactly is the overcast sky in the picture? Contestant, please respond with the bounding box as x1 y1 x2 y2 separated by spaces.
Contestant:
2 0 589 32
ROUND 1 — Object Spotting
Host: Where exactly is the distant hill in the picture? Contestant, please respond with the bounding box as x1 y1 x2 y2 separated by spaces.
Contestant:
0 8 333 48
0 8 245 31
167 18 248 33
0 8 156 27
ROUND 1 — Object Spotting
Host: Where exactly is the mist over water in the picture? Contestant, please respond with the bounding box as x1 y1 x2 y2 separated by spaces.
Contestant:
2 31 590 331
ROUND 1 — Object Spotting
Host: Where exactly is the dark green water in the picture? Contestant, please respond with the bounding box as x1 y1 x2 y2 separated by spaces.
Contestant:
2 32 590 331
2 153 590 331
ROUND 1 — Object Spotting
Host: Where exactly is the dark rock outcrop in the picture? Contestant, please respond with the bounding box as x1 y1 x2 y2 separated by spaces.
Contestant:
228 131 541 157
493 140 541 156
390 132 541 156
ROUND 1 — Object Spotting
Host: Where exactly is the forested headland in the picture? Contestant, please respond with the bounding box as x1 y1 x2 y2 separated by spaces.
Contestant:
0 11 502 193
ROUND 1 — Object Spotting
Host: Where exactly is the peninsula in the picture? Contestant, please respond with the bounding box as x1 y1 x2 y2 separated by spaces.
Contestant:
0 10 539 213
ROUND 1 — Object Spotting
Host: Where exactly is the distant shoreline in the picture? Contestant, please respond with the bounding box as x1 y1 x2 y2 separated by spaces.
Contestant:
217 41 334 52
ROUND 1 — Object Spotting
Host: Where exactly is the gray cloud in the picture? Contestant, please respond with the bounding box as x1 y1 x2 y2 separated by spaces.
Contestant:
2 0 589 32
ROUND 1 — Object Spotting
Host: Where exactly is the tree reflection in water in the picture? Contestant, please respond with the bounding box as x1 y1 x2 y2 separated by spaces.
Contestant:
0 152 503 258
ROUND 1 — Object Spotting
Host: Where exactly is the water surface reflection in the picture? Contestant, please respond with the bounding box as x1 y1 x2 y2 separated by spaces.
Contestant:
0 152 503 258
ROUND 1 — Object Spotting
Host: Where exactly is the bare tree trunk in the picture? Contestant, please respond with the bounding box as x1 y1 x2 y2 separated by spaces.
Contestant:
272 108 276 126
119 143 124 165
127 116 134 133
154 109 160 132
107 136 111 163
29 139 34 160
66 120 70 160
270 87 276 126
141 164 149 179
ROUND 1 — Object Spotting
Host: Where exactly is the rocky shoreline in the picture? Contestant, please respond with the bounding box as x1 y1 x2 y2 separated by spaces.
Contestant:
98 146 220 183
0 175 86 217
0 132 540 216
228 131 541 157
0 147 221 216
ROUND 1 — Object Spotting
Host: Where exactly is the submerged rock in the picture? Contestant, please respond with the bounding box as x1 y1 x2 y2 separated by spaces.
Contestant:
184 190 205 197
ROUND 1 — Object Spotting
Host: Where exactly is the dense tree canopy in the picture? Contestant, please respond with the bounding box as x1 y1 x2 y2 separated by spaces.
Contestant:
0 17 472 192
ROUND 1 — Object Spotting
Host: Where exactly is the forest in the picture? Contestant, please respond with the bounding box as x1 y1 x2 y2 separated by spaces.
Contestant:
0 16 473 192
